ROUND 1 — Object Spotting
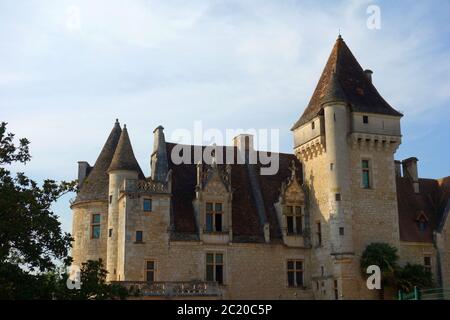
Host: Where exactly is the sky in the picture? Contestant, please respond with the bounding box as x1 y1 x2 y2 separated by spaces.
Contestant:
1 0 449 234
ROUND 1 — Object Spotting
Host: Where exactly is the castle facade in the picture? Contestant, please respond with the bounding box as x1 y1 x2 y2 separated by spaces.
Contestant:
71 36 450 299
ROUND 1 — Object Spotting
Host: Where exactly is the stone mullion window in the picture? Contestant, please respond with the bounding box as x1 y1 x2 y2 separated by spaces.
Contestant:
205 202 223 232
206 253 224 285
285 205 303 235
145 261 156 282
287 260 304 287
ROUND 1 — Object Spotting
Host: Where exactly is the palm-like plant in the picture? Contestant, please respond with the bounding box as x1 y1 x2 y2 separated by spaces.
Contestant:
360 243 399 300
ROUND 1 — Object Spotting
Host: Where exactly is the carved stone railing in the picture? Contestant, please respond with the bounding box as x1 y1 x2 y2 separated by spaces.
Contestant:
113 281 222 297
120 179 170 194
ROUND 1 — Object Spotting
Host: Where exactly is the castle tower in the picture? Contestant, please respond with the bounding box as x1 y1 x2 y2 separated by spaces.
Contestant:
71 119 122 266
292 36 403 299
106 125 145 281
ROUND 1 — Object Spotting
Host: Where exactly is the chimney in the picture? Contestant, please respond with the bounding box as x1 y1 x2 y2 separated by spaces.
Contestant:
402 157 419 193
364 69 373 83
77 161 91 188
151 126 169 183
232 134 254 151
394 160 402 177
233 134 254 164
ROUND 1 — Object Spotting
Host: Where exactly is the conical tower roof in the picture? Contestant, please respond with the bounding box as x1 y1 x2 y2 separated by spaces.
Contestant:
108 125 145 177
292 35 402 130
74 119 122 203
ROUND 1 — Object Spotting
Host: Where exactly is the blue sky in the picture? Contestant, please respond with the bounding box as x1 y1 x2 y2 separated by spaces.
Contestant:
1 0 449 233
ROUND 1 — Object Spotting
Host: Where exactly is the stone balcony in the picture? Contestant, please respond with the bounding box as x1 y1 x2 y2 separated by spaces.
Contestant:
113 281 223 299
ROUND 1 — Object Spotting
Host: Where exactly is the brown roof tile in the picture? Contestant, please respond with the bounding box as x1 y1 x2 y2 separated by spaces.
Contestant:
292 36 402 130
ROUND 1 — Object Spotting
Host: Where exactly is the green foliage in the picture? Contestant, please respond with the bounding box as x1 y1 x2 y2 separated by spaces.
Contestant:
0 122 76 298
395 263 433 293
361 243 435 299
62 259 129 300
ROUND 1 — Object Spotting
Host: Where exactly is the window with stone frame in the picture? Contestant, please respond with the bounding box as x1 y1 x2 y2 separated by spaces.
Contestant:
205 202 223 233
145 260 156 282
361 159 371 189
91 214 101 239
143 198 152 212
316 222 322 246
285 205 303 235
424 256 432 273
287 260 304 287
206 253 224 284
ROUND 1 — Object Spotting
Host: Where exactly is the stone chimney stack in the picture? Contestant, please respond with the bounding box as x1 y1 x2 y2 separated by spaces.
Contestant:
77 161 91 188
402 157 419 193
364 69 373 83
394 160 402 177
233 134 254 164
151 126 169 183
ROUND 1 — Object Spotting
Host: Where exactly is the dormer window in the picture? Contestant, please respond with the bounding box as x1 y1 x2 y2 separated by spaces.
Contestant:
363 115 369 124
206 202 223 232
416 211 429 232
285 205 303 235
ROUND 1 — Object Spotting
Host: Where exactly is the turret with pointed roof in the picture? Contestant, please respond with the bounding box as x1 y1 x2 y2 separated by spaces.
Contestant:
108 125 145 177
73 119 122 204
292 35 402 130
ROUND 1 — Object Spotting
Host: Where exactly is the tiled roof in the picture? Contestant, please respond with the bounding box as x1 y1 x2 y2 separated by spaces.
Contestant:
397 176 450 242
292 36 402 130
166 143 302 242
108 125 145 178
74 120 122 203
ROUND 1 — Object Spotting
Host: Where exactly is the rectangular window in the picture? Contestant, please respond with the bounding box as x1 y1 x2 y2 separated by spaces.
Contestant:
206 253 224 285
362 160 371 189
146 261 155 282
339 227 345 236
335 193 341 201
143 199 152 212
205 202 223 232
109 195 112 204
108 228 112 237
285 206 303 235
91 214 101 239
363 115 369 124
424 256 431 272
311 121 315 130
287 260 304 287
136 231 143 243
334 280 339 300
317 222 322 246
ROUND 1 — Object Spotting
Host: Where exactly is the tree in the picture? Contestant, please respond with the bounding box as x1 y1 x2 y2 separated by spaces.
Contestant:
395 263 433 294
0 122 76 298
54 259 130 300
360 242 399 300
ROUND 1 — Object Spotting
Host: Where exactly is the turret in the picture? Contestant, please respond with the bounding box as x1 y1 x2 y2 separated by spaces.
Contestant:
106 124 143 281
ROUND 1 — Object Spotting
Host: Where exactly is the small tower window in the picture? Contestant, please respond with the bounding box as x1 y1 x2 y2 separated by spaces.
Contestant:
136 231 143 243
91 214 101 239
361 160 371 189
109 195 112 204
317 222 322 246
108 228 112 237
143 199 152 212
363 115 369 124
311 121 315 130
339 227 345 236
424 256 431 272
335 193 341 201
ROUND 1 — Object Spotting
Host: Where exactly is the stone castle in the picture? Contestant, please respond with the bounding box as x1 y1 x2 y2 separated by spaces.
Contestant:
71 36 450 299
